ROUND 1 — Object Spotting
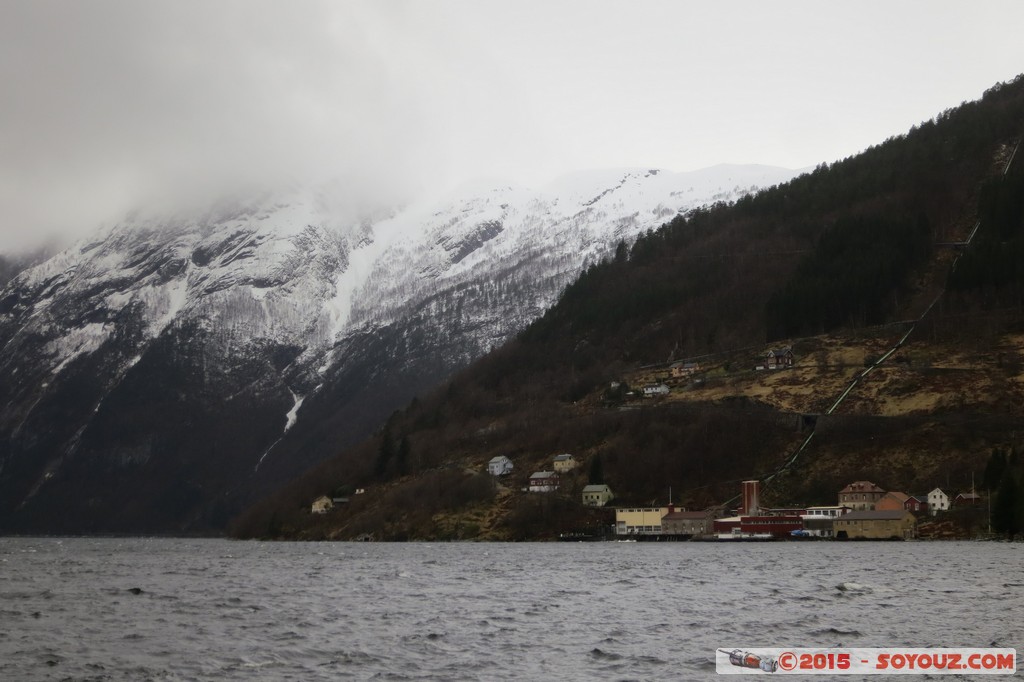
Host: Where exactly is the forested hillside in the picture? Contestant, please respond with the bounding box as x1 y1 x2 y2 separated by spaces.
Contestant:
232 76 1024 541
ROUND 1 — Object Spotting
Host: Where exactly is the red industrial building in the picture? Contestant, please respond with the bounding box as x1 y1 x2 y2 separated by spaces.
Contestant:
739 515 804 537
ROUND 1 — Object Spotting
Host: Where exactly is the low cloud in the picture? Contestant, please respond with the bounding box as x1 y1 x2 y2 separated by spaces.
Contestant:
2 1 1023 254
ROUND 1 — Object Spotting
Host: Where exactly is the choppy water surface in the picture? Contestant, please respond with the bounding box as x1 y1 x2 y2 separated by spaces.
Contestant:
0 538 1021 680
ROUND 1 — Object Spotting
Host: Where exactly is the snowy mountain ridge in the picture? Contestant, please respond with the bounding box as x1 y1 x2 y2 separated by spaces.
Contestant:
0 163 801 533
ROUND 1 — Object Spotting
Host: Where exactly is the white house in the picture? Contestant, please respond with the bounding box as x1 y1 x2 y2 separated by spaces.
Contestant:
529 471 559 493
487 455 513 476
642 383 670 397
927 488 950 516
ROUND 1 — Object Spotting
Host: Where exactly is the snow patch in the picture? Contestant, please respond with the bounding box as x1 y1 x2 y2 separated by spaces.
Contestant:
284 390 304 432
47 322 110 376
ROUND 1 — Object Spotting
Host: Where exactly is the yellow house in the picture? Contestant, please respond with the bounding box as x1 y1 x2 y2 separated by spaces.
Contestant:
553 453 577 473
615 507 669 535
311 495 333 514
582 484 614 507
834 509 916 539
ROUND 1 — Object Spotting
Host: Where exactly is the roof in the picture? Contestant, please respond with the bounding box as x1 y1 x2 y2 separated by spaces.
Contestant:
662 510 710 520
530 471 558 480
880 491 910 503
488 456 510 464
582 484 611 493
839 480 886 494
956 492 982 499
553 454 575 462
839 510 913 521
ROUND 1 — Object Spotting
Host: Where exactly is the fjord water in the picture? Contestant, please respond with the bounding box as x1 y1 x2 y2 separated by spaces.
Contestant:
1 538 1020 681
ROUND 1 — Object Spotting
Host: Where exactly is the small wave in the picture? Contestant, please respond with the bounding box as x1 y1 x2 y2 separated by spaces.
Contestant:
589 648 623 661
321 650 383 667
836 582 871 593
813 627 862 636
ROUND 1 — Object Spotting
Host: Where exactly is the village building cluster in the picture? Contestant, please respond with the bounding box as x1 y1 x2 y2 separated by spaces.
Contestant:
612 479 984 541
488 452 615 507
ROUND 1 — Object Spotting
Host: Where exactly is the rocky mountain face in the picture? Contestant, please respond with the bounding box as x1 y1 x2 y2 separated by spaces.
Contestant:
0 165 799 533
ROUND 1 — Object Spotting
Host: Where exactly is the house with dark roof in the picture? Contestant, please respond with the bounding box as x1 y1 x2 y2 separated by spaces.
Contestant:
670 361 702 378
838 480 887 511
904 495 928 514
528 471 559 493
552 453 577 473
954 491 982 507
763 346 794 369
661 509 719 537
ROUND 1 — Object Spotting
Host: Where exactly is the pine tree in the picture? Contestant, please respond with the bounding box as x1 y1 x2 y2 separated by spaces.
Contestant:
992 474 1020 539
375 426 395 478
396 436 411 476
983 447 1007 492
588 454 604 485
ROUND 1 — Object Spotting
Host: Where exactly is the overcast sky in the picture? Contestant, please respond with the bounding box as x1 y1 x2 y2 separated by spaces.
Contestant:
2 1 1023 254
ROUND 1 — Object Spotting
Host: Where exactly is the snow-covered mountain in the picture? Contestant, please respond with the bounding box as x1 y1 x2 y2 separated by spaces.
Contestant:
0 164 801 533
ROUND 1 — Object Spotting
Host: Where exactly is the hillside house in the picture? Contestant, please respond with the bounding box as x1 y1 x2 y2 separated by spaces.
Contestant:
670 361 701 378
904 495 928 514
615 506 669 535
838 481 887 511
552 453 578 473
876 491 911 511
581 484 614 507
762 346 794 369
642 383 670 397
927 488 950 516
834 509 917 539
528 471 559 493
954 491 982 507
311 495 333 514
487 455 513 477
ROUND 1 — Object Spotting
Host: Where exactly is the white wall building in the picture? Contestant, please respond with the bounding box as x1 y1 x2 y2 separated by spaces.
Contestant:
927 488 950 516
487 455 513 476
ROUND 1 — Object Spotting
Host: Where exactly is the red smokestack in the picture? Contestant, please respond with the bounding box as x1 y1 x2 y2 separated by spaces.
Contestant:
742 480 760 516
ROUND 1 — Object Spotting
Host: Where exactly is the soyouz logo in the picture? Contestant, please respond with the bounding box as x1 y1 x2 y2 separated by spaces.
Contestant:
716 648 1016 675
